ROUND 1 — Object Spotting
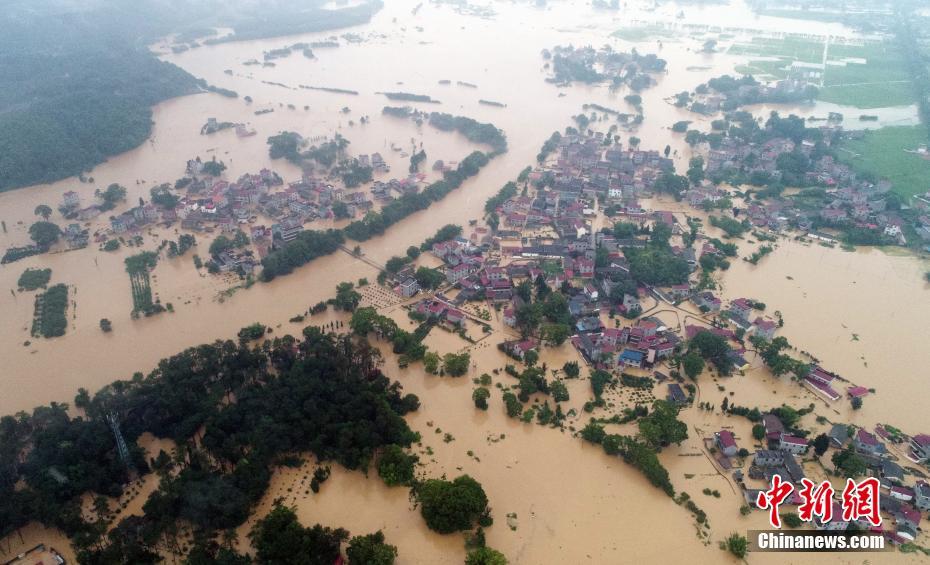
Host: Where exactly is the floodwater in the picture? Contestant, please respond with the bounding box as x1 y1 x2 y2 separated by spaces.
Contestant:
719 237 930 434
1 0 928 561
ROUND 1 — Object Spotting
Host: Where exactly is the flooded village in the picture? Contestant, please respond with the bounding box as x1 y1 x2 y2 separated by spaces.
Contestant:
2 0 930 563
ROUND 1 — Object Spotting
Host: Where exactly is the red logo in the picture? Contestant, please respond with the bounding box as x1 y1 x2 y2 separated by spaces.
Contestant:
841 477 881 526
756 474 795 528
797 478 834 523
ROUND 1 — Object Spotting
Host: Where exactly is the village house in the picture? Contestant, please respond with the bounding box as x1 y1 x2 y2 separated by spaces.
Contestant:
909 434 930 463
62 190 80 209
751 450 805 484
752 317 777 340
446 262 478 284
878 459 904 485
77 206 101 221
914 482 930 512
778 434 809 456
667 383 688 406
667 283 690 300
397 277 419 298
889 486 914 503
715 430 738 457
854 429 886 456
507 340 537 361
804 366 841 401
728 298 753 323
618 348 645 369
502 306 517 328
693 291 722 312
762 414 785 442
828 424 849 448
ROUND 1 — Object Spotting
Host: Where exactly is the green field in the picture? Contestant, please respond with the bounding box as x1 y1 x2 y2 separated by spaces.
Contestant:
728 36 825 62
758 8 848 23
611 25 675 42
817 82 914 109
729 38 915 109
839 126 930 199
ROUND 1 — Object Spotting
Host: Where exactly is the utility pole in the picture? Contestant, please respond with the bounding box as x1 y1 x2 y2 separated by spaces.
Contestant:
106 412 132 468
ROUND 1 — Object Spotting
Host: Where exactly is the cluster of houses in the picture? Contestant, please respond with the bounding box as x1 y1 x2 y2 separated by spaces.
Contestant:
688 77 816 115
697 127 921 246
55 154 439 270
412 298 467 328
546 44 665 88
717 412 930 543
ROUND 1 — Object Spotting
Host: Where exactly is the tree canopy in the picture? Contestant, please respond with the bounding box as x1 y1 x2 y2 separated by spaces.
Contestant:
416 475 490 534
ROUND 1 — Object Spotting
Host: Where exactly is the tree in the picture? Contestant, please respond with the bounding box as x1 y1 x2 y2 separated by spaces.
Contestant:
332 201 350 219
417 475 489 534
443 352 471 377
378 445 418 486
347 531 397 565
653 172 689 199
385 256 409 273
650 222 672 247
725 533 748 558
237 323 266 342
687 156 705 185
100 318 113 333
333 282 361 311
209 231 248 257
150 185 179 209
423 351 440 374
406 246 421 260
625 246 690 286
502 392 522 417
74 387 91 409
752 424 765 440
17 267 51 290
523 350 539 367
202 158 226 177
185 542 250 565
96 184 127 211
550 380 569 402
472 388 490 410
688 330 734 375
681 351 704 381
34 204 53 220
812 434 830 457
29 221 61 247
414 267 445 290
851 396 863 410
466 546 508 565
581 422 606 444
249 504 347 565
638 400 688 448
590 370 612 398
831 448 867 478
563 361 580 378
781 512 802 528
515 279 532 302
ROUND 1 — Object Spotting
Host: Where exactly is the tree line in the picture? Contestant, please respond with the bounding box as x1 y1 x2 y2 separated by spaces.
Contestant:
0 330 421 561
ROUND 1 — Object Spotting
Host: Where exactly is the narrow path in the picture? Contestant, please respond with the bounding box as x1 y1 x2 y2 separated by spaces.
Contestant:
338 245 386 272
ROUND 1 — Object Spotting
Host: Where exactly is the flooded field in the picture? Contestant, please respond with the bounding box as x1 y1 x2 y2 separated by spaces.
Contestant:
1 0 928 562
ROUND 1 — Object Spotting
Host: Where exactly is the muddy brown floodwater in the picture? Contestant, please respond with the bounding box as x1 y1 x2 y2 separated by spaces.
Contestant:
1 0 928 562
